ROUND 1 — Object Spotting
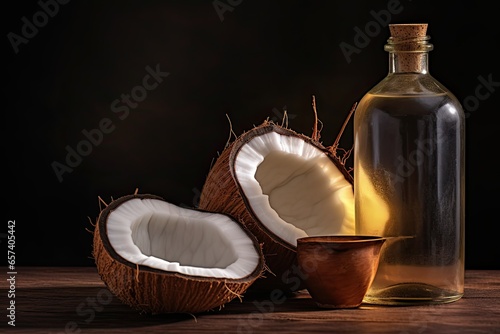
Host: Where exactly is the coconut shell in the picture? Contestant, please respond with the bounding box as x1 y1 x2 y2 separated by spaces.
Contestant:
199 121 353 293
93 193 265 314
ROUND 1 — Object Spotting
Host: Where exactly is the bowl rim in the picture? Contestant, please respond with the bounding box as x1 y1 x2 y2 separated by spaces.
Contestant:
296 235 386 244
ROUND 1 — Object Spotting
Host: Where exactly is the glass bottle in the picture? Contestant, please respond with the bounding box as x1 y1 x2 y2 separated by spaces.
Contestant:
353 23 465 305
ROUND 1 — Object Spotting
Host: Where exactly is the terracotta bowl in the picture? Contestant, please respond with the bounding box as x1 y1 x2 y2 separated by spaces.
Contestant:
296 235 386 308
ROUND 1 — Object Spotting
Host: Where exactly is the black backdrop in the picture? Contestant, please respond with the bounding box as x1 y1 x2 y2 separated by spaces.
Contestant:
5 0 499 269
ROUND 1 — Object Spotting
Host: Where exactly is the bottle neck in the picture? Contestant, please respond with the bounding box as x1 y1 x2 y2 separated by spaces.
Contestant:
389 52 429 74
384 34 433 75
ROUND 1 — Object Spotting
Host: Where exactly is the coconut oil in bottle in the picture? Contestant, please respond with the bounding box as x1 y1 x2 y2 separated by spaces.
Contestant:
353 24 465 305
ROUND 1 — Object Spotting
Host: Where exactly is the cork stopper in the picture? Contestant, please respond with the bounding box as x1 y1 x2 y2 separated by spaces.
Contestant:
386 23 431 73
389 23 428 40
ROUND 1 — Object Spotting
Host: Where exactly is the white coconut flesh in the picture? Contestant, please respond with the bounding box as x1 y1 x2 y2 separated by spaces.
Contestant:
234 131 355 247
106 198 260 279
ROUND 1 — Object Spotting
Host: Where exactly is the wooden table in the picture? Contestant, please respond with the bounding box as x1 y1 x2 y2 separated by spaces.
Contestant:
1 267 499 333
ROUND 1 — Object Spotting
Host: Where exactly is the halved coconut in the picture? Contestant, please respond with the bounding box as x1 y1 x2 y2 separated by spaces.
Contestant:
93 193 264 314
199 121 355 292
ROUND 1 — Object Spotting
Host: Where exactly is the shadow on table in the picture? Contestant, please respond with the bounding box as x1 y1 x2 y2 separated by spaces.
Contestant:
3 287 196 330
1 286 333 330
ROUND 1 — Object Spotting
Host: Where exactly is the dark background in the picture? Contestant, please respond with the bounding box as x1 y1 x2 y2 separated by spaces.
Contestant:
4 0 499 269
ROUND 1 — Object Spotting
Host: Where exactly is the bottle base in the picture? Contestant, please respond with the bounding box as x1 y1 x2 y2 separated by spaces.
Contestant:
363 283 463 306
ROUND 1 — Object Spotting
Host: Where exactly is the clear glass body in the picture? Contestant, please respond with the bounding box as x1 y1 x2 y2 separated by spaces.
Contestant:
354 47 465 305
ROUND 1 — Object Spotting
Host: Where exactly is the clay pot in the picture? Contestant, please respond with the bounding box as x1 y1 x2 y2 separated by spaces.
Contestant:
296 235 386 308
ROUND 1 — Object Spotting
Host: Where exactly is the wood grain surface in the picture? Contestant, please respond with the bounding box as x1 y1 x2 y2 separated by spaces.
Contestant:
1 267 499 333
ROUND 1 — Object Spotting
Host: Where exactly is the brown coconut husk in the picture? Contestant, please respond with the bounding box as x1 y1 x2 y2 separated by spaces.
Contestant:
93 193 265 314
199 98 355 293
